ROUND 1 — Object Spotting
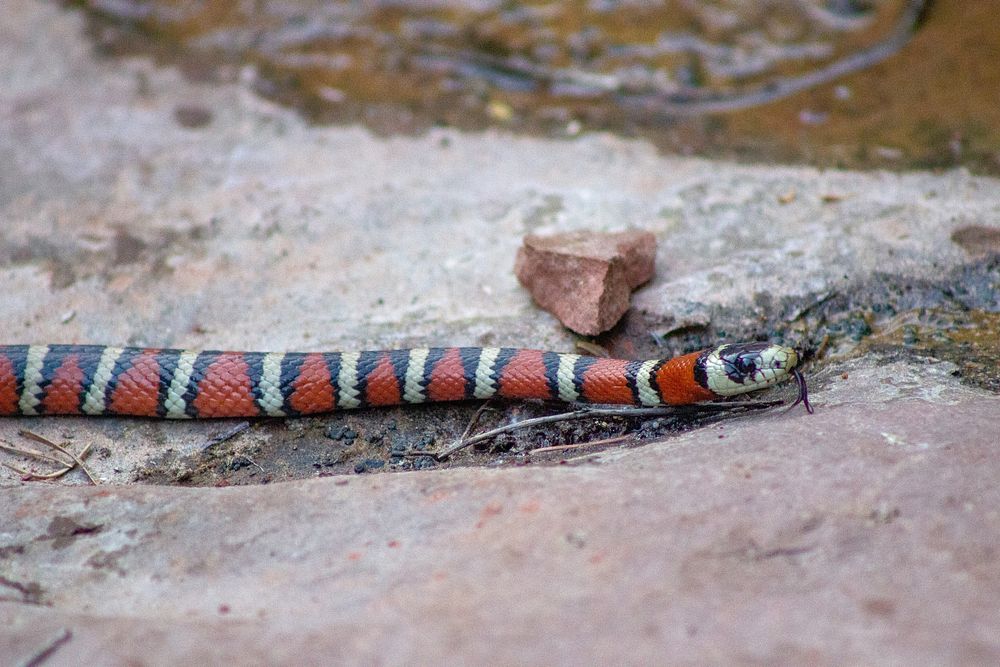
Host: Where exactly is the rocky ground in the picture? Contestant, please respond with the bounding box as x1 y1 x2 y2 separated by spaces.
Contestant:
1 3 998 664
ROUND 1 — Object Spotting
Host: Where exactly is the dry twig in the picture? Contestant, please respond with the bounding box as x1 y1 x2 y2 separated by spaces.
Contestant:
202 421 251 450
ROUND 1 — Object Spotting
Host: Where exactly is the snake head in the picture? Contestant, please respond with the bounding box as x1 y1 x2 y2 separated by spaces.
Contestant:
697 342 800 397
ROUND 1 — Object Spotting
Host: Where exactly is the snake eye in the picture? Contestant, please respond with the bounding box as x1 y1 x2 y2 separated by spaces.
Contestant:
734 356 756 376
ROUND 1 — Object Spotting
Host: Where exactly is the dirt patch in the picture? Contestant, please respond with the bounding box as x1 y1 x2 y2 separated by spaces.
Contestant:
134 398 767 486
605 255 1000 386
862 309 1000 393
952 224 1000 258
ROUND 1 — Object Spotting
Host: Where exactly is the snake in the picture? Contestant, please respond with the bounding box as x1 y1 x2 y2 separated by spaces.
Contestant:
0 342 811 418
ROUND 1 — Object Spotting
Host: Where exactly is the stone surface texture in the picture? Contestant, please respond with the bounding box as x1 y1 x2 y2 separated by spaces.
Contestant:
2 3 999 665
514 229 657 334
3 362 998 665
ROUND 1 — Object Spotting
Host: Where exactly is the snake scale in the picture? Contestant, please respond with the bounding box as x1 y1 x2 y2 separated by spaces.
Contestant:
0 342 810 419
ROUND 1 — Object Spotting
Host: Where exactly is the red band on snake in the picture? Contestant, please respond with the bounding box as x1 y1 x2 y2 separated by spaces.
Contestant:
0 343 808 419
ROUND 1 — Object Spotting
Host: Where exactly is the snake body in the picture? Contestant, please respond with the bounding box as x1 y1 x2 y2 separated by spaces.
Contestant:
0 342 805 418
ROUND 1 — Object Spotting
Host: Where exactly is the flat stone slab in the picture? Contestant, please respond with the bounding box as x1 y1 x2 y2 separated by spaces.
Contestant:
4 367 999 664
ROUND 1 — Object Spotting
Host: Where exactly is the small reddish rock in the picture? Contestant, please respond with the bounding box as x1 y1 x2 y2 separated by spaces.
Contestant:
514 229 657 335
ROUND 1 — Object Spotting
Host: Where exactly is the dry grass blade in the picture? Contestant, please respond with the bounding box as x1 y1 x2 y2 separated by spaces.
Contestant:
529 434 632 455
430 407 597 460
22 431 98 485
430 398 784 460
1 430 98 484
0 440 71 467
2 461 72 480
459 399 496 442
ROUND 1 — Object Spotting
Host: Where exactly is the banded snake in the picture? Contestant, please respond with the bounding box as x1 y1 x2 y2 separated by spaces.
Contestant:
0 342 811 418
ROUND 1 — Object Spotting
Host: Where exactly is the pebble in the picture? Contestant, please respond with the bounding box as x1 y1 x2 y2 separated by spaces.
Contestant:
326 425 358 444
414 456 436 470
355 459 385 474
514 229 657 335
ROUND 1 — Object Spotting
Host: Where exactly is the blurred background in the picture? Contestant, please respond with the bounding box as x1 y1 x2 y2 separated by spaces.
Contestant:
74 0 999 175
